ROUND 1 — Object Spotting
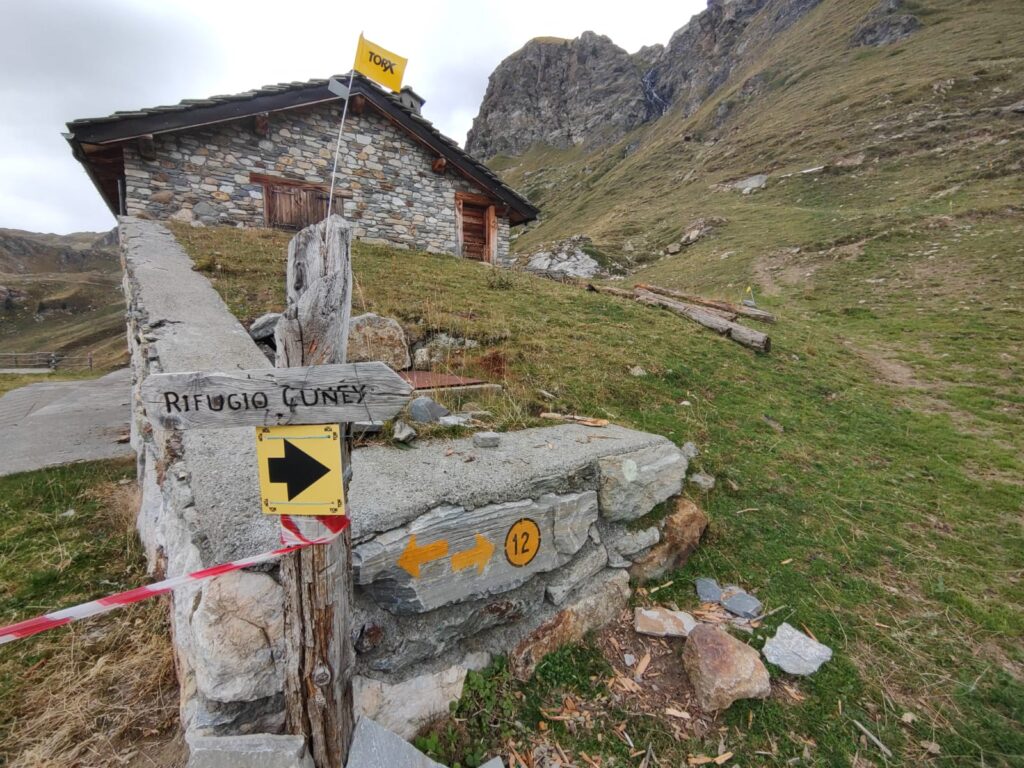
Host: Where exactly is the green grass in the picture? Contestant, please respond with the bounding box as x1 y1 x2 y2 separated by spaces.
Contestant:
0 459 178 767
174 214 1023 765
163 5 1024 763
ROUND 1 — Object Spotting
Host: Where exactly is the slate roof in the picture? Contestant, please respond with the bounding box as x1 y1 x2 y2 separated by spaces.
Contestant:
65 72 538 223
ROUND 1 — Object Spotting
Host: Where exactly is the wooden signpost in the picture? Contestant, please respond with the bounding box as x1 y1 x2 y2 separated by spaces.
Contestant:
142 216 404 767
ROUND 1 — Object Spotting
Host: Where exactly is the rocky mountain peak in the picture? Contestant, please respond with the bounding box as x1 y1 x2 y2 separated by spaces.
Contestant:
465 32 655 159
466 0 827 161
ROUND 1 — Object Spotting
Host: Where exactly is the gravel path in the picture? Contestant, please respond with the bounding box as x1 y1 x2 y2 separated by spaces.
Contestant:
0 369 133 476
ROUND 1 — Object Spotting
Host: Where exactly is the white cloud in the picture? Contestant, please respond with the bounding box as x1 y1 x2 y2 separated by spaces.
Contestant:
0 0 705 233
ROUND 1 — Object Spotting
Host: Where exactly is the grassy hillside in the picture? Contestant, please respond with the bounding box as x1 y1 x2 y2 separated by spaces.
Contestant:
498 0 1024 267
0 229 126 369
172 219 1022 766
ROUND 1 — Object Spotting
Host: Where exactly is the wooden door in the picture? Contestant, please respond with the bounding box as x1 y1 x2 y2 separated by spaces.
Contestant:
461 202 488 261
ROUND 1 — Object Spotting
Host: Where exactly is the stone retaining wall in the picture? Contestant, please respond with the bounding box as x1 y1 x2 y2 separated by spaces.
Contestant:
123 100 511 264
123 217 692 743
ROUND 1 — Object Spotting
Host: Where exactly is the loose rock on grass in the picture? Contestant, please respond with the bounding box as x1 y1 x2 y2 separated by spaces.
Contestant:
682 624 771 711
762 622 833 675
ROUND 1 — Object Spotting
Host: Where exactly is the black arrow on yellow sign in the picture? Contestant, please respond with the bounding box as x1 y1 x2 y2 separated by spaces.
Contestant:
268 439 331 500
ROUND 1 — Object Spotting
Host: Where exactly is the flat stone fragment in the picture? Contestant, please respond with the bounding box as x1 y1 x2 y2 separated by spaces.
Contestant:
546 543 608 606
473 431 501 448
479 760 505 768
347 313 411 371
695 577 722 603
688 471 716 491
607 526 660 557
721 589 763 619
681 442 700 460
634 606 697 637
438 413 472 427
345 716 444 768
682 624 771 711
354 658 489 740
762 622 833 675
187 734 312 768
248 312 281 341
409 396 450 423
392 420 417 444
598 442 688 522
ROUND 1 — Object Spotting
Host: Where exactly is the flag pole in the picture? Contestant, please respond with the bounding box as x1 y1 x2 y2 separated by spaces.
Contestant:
325 67 357 225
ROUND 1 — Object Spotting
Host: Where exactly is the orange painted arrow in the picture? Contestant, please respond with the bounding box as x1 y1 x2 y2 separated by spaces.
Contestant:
397 535 448 578
451 534 495 575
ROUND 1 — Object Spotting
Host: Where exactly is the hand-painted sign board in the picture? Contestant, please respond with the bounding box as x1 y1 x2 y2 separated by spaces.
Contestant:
141 362 412 431
352 491 600 614
256 424 344 516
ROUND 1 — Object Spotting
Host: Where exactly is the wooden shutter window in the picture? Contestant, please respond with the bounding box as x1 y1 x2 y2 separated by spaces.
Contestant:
250 173 337 230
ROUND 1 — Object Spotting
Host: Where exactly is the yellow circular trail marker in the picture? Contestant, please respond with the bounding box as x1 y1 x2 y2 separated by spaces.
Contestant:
504 518 541 567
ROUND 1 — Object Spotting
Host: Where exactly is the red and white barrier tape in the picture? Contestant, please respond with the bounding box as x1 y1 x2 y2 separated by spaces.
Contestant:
0 514 349 646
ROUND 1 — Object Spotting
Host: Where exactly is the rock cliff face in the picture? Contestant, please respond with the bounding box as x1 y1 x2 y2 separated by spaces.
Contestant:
466 0 827 160
466 32 654 159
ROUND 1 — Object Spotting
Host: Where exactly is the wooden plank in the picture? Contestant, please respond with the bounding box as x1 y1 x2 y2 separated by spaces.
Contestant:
277 215 356 768
140 362 412 430
635 289 771 353
635 283 776 323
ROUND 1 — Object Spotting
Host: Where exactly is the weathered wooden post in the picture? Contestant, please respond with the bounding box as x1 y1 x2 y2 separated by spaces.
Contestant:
274 215 355 768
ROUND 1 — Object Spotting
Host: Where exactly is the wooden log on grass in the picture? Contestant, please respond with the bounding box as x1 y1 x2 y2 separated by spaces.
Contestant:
585 283 637 299
635 283 776 323
635 289 771 353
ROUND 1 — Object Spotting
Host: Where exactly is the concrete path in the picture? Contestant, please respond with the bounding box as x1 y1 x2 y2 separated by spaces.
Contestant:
0 368 133 476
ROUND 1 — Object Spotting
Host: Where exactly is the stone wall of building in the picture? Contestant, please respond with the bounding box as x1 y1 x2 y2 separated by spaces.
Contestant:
122 100 510 258
122 217 699 747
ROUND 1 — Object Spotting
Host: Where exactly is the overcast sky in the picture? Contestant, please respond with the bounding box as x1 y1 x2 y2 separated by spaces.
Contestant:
0 0 705 234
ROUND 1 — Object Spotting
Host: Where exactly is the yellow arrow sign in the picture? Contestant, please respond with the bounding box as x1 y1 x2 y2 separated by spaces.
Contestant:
397 535 449 578
451 534 495 575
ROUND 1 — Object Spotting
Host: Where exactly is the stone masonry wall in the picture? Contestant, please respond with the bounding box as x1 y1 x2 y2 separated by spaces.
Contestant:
123 100 511 262
123 217 689 744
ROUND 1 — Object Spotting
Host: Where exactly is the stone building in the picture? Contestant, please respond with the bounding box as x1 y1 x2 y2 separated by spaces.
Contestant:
66 73 537 263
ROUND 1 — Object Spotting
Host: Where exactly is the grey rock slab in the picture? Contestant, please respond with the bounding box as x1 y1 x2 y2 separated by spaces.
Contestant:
473 431 501 448
392 420 417 444
721 589 763 619
347 313 411 371
248 312 282 341
348 423 672 540
438 413 472 427
122 219 279 565
187 733 312 768
695 577 722 603
191 571 285 702
606 525 660 557
553 497 599 555
545 543 608 606
409 396 450 423
345 716 444 768
762 622 833 675
479 760 505 768
598 442 688 522
353 491 597 614
689 471 716 491
732 174 768 194
681 441 700 460
0 368 133 476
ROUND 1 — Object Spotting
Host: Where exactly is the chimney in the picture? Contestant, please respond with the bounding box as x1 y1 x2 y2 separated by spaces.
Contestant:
398 86 426 115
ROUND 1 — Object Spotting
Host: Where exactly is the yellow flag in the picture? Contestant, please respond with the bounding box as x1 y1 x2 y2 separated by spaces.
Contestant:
354 34 407 93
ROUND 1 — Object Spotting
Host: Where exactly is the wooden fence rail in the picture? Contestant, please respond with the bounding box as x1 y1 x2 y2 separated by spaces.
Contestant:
0 351 94 370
